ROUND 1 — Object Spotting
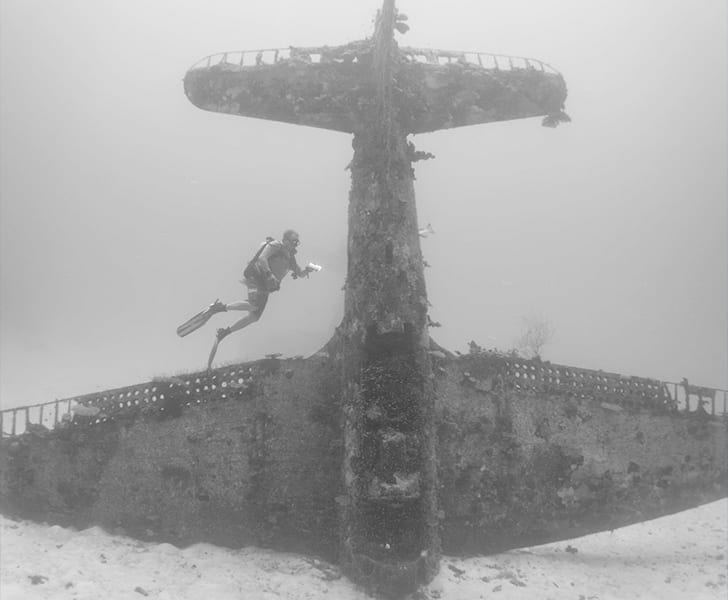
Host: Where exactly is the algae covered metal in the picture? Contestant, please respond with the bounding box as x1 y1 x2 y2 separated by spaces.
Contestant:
182 0 568 595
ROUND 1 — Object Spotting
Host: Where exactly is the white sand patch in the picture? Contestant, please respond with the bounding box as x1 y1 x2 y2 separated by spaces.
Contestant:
430 499 727 599
1 499 726 599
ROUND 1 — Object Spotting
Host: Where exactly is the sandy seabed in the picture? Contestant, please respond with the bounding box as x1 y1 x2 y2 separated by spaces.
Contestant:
1 499 726 600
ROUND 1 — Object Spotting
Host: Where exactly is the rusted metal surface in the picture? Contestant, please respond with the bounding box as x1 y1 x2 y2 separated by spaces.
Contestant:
0 362 272 437
186 46 560 74
2 357 724 439
183 44 567 135
1 352 725 568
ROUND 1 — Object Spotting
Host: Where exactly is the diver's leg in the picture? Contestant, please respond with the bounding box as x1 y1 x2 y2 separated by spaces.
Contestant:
207 287 268 371
225 301 253 311
207 312 261 371
226 311 260 334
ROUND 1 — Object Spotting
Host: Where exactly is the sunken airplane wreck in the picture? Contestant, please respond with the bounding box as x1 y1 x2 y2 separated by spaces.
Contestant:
182 38 570 133
1 2 725 599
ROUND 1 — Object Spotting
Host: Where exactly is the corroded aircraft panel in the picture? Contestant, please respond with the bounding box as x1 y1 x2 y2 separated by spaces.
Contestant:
183 46 568 134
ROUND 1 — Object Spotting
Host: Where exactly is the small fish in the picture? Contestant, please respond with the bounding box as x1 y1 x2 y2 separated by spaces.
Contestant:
418 223 435 238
